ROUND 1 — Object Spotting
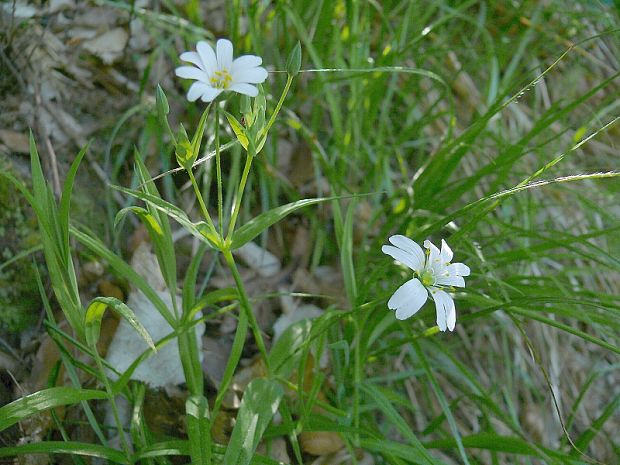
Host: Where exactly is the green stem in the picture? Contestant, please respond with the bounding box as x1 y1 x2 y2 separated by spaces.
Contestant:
215 104 224 237
225 74 295 242
187 169 217 237
178 327 204 396
223 249 269 368
226 152 254 242
211 304 248 421
91 346 131 459
257 75 294 148
352 317 364 448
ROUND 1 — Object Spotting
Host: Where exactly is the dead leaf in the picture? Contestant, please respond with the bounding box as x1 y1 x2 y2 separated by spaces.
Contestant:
202 335 232 388
105 243 204 387
300 431 344 456
0 129 29 154
273 303 323 343
234 241 281 278
82 28 128 65
257 437 290 463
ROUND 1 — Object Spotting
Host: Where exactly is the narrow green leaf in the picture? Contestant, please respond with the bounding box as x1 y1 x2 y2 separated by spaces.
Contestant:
571 391 620 454
424 433 581 462
222 379 284 465
59 142 89 250
340 199 357 305
84 296 155 351
268 319 313 378
71 226 176 326
361 438 442 465
186 395 212 465
0 441 129 464
113 185 215 247
182 242 208 316
360 382 444 465
231 197 334 250
0 387 108 432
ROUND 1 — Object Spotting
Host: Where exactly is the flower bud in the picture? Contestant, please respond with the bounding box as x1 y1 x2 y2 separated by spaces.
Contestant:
286 41 302 77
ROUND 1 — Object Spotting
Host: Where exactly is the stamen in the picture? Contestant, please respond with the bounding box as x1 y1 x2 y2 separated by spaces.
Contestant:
210 69 233 89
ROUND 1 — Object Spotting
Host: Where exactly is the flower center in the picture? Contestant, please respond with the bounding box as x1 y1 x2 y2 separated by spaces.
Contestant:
210 69 232 89
419 269 435 287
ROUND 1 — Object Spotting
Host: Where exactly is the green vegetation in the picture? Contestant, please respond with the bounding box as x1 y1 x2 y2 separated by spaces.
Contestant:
1 1 619 464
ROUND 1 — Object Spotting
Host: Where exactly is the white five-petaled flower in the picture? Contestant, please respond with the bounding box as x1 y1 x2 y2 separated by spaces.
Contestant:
175 39 268 102
382 235 470 331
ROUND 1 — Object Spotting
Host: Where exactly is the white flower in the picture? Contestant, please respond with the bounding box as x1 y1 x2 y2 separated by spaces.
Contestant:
175 39 268 102
382 235 470 331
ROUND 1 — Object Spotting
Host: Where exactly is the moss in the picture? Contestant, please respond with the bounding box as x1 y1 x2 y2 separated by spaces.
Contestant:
0 155 41 331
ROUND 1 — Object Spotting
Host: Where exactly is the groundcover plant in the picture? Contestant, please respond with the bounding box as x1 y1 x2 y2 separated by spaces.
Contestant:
0 2 619 464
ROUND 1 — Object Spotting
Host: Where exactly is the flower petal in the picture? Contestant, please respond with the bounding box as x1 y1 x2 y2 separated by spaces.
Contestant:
228 82 259 97
430 288 456 332
424 240 442 266
447 262 470 277
435 274 465 288
440 239 453 262
175 66 209 82
388 235 425 270
231 55 263 74
232 66 268 84
180 51 205 71
382 245 420 272
187 82 211 102
196 41 217 76
387 279 427 320
216 38 233 71
200 87 223 102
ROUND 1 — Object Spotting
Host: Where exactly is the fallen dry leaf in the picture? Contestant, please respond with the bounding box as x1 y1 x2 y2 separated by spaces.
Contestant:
105 243 204 387
81 28 128 65
234 241 281 278
0 129 29 153
300 431 344 456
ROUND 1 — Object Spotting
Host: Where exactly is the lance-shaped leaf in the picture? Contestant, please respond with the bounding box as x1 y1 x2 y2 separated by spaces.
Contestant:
231 197 335 250
113 185 219 248
0 387 108 432
186 395 212 465
222 379 283 465
84 296 155 352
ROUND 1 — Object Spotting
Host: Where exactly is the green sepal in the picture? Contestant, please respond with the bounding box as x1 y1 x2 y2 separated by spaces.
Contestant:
175 124 193 171
224 111 249 150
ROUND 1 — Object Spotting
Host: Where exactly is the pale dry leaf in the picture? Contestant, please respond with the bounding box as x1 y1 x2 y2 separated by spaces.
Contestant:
1 1 36 21
48 0 75 14
105 244 204 387
202 335 232 388
234 241 281 278
0 129 29 154
256 437 290 464
273 304 323 343
82 28 128 65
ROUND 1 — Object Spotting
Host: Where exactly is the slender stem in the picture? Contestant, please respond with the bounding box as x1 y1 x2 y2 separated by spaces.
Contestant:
226 152 254 242
92 346 131 459
225 75 295 242
223 249 269 368
215 104 224 237
187 169 217 236
352 317 364 447
211 303 248 422
257 75 294 148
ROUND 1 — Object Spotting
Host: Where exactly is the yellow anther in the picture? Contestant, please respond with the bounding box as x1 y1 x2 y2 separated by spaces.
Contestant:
210 69 233 89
